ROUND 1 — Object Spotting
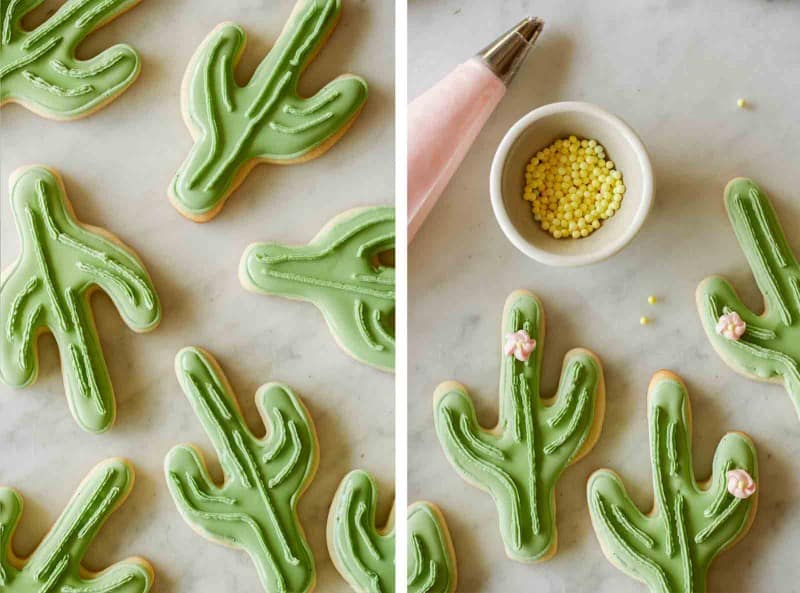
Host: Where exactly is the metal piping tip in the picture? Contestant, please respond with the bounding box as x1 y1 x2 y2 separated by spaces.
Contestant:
476 17 544 86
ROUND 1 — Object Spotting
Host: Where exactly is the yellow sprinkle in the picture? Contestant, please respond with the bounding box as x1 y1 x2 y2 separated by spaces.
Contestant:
648 295 657 305
640 316 650 326
522 136 625 240
737 98 746 109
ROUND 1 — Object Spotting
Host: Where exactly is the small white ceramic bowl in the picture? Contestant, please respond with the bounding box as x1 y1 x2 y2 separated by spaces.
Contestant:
490 101 654 266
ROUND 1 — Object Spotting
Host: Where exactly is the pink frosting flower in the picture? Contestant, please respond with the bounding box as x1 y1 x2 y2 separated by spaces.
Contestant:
716 312 746 341
726 469 757 499
504 329 536 362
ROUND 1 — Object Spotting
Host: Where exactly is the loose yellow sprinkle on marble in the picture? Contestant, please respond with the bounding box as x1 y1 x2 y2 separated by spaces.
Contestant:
737 98 746 109
648 295 657 305
522 136 626 239
640 316 650 326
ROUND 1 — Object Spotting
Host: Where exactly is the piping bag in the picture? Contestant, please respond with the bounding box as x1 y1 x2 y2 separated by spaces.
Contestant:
407 17 544 242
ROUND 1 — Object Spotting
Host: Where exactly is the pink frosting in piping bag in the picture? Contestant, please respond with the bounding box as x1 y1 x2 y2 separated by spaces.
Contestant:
407 18 543 243
408 59 506 242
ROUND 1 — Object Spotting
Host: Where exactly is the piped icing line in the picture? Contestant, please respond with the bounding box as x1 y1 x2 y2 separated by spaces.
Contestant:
355 299 384 352
186 473 236 506
0 37 61 79
433 291 604 562
164 347 317 593
269 112 334 134
0 459 153 593
284 89 340 116
548 364 582 427
1 0 142 120
698 179 800 418
169 0 368 220
74 0 118 29
241 206 395 372
694 497 742 545
704 460 734 518
610 504 654 549
749 187 788 268
666 421 679 476
16 304 41 371
1 166 160 434
674 494 694 593
459 415 504 460
651 406 675 557
587 372 758 593
21 70 93 96
590 489 671 592
65 286 103 414
262 409 287 463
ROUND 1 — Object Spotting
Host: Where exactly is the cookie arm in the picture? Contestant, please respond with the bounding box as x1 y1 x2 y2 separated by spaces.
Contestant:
407 502 456 593
22 460 152 593
540 349 602 464
724 179 800 325
587 470 671 593
698 276 800 414
693 433 758 564
57 287 116 434
1 0 141 118
328 470 394 593
433 387 523 551
253 74 368 160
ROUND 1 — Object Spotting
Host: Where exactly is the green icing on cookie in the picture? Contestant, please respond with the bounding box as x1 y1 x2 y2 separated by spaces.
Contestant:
241 206 395 371
0 458 153 593
328 470 394 593
169 0 368 220
407 502 457 593
587 373 758 593
0 0 142 120
0 166 160 433
433 291 604 562
164 347 317 593
697 178 800 416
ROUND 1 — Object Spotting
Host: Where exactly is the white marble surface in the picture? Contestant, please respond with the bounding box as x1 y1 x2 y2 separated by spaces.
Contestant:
409 1 800 592
0 1 394 592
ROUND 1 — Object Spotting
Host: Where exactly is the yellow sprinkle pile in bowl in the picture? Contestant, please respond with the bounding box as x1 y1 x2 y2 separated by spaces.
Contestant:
523 135 625 239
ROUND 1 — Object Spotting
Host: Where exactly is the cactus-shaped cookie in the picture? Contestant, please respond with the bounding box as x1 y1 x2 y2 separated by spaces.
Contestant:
0 458 153 593
433 290 605 562
0 0 142 120
697 178 800 417
164 347 318 593
241 206 395 371
0 166 160 433
407 502 457 593
587 371 758 593
169 0 368 221
327 470 394 593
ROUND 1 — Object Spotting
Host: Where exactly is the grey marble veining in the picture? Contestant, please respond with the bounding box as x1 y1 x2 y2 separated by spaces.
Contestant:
409 1 800 592
0 1 394 592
